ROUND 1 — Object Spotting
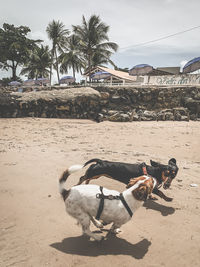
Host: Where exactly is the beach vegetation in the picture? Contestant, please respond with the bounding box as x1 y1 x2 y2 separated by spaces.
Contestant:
46 20 70 85
72 15 118 81
0 23 41 81
58 34 85 80
20 45 51 79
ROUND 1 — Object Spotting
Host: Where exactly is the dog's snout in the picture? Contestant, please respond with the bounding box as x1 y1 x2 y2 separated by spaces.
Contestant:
163 178 172 189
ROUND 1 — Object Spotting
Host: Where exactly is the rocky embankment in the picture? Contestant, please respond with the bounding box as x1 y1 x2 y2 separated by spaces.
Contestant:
0 85 200 121
0 87 101 120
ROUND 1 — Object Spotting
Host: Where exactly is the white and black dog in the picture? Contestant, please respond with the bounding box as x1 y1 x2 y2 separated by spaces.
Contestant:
59 165 157 241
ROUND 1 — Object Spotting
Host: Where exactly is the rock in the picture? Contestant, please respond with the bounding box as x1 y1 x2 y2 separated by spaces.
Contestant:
173 107 189 116
108 112 130 122
183 97 200 115
174 112 182 121
100 92 110 99
94 113 104 123
142 110 157 120
157 109 174 121
56 105 70 111
181 116 189 121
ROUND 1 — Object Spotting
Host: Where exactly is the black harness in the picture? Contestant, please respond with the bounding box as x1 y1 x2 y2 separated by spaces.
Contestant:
95 186 133 220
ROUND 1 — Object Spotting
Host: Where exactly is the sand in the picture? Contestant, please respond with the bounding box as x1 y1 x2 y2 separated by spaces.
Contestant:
0 118 200 267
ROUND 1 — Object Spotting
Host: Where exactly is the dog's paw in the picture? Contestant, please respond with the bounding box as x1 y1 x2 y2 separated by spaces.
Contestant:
165 197 173 202
149 195 158 201
96 221 104 229
112 228 122 234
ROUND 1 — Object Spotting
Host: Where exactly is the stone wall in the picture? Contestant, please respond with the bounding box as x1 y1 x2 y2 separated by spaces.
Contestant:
93 85 200 121
0 87 101 120
0 85 200 121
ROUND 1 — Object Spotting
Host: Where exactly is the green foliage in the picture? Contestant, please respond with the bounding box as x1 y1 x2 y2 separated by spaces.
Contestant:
0 23 41 80
0 16 119 83
59 34 85 79
46 20 70 84
73 15 118 80
20 45 51 79
0 77 22 86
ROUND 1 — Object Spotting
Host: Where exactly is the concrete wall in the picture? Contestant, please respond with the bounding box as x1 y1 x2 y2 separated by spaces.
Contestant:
145 74 200 86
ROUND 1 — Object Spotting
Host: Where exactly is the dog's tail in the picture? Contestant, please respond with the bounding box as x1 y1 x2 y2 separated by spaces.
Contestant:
83 158 102 167
59 164 84 201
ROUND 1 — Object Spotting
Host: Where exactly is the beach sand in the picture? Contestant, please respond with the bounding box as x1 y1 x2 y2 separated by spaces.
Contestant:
0 118 200 267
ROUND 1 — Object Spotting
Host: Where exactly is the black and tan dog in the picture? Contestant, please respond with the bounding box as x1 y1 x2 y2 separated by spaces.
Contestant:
70 158 178 202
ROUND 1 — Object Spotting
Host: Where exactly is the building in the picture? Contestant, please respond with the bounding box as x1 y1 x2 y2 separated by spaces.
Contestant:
84 66 143 85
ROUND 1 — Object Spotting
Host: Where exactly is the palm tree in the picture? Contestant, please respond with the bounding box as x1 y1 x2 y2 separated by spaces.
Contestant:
91 50 117 68
20 45 51 79
73 15 118 81
46 20 69 85
58 34 85 80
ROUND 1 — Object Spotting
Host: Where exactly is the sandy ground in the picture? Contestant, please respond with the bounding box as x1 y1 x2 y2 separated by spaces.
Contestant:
0 118 200 267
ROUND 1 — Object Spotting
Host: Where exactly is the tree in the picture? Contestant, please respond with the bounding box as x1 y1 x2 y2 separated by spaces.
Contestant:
46 20 69 85
20 45 51 79
58 34 85 80
73 15 118 81
91 50 117 68
0 23 40 80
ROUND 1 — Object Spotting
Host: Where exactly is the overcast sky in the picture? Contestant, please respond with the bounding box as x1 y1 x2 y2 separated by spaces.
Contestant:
1 0 200 81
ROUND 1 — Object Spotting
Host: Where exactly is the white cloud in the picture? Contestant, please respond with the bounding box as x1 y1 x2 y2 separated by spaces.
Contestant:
1 0 200 81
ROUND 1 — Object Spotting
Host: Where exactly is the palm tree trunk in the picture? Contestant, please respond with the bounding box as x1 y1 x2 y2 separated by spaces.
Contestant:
55 49 60 84
72 64 75 80
88 53 91 82
49 50 54 87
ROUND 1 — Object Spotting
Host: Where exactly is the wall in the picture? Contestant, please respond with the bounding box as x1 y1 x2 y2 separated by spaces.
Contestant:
94 85 200 121
146 74 200 86
0 85 200 121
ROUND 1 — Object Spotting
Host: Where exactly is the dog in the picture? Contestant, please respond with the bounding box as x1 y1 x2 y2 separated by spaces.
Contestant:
59 165 157 241
69 158 178 202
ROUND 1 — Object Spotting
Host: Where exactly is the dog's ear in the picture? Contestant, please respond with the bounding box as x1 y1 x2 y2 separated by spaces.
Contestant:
150 160 167 171
132 183 149 201
150 160 160 167
126 178 139 189
168 158 177 166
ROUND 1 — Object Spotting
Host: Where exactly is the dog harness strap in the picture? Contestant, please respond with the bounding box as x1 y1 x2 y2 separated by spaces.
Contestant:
96 187 133 220
96 186 104 220
119 193 133 217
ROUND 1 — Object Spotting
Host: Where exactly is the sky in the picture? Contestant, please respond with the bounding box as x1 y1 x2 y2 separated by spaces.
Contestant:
1 0 200 82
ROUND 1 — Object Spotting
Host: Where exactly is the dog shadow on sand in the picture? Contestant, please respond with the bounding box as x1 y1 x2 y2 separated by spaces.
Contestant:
143 200 175 216
50 233 151 259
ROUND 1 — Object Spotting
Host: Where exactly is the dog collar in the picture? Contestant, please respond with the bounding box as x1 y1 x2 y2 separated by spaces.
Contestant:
141 162 148 175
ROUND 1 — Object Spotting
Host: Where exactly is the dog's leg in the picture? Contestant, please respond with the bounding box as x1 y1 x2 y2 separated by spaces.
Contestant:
153 188 173 202
107 223 122 236
79 214 103 241
149 194 158 200
77 175 87 185
88 215 104 229
78 175 101 185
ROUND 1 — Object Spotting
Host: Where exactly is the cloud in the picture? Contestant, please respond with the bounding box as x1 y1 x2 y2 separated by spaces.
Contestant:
1 0 200 81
